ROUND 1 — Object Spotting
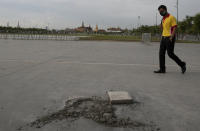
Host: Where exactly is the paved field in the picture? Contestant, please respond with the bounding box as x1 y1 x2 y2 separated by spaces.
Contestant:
0 39 199 131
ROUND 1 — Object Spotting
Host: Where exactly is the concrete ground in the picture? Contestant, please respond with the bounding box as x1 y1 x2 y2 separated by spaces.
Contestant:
0 39 199 131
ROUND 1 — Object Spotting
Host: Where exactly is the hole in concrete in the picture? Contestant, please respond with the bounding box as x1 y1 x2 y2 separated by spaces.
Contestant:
18 96 159 130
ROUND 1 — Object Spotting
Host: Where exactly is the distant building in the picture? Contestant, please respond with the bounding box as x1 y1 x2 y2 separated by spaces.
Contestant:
107 27 122 33
98 29 106 33
75 21 93 33
93 25 106 33
95 25 98 32
7 22 9 27
65 28 76 33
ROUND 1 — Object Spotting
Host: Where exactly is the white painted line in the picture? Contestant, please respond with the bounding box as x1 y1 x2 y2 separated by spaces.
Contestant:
56 61 200 68
0 59 200 69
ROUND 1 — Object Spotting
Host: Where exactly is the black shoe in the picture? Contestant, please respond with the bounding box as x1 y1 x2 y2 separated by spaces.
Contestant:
181 62 186 74
154 69 166 73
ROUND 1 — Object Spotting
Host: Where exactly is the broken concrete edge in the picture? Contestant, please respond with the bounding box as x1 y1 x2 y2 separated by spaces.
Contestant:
110 99 133 104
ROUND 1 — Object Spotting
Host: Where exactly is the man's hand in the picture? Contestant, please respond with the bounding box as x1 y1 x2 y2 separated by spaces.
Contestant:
170 36 173 42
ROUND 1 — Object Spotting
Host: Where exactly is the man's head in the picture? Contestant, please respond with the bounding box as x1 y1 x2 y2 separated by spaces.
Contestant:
158 5 168 16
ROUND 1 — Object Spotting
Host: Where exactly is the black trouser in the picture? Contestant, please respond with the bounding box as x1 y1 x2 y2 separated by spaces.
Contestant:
159 36 184 70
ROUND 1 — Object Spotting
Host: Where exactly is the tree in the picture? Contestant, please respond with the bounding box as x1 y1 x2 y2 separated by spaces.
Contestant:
193 13 200 34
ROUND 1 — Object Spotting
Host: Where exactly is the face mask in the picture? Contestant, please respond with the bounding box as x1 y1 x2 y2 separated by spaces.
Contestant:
160 11 167 16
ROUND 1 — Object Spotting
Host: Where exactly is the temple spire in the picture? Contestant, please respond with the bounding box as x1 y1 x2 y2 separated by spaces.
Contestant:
81 21 84 27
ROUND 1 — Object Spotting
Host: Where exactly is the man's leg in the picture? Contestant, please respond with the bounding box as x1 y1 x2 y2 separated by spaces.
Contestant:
166 37 184 67
166 37 186 73
159 38 167 71
154 38 166 73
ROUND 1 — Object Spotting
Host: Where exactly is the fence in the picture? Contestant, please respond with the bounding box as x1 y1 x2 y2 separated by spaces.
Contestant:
142 33 151 43
179 34 200 41
0 34 80 41
149 34 200 42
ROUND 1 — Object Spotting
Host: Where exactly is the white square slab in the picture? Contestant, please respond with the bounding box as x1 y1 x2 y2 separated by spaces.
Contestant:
107 91 133 104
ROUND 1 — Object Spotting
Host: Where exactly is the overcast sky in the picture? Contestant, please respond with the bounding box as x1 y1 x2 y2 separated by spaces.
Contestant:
0 0 200 29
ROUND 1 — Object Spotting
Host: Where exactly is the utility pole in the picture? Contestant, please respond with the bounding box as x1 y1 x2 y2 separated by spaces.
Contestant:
156 13 158 27
177 0 179 40
137 16 141 29
155 12 158 35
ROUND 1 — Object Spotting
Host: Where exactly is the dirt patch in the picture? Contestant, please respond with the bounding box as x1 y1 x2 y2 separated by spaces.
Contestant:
18 96 159 130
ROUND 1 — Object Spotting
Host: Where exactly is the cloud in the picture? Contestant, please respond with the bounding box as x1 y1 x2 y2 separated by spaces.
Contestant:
0 0 200 29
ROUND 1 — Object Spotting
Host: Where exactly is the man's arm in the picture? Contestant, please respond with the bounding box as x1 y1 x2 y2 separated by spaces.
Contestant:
160 20 163 37
170 16 177 41
160 20 163 30
171 26 177 39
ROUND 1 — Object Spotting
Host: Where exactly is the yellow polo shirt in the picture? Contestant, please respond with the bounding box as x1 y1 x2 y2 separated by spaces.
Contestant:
162 14 177 37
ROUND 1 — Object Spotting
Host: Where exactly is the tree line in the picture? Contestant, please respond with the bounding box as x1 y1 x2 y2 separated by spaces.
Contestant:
0 26 51 34
132 13 200 36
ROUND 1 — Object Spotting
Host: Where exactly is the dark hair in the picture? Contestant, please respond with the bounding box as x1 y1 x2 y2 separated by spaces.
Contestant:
158 5 167 11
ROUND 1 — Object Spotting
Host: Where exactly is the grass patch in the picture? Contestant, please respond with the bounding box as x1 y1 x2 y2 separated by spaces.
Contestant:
80 35 141 42
80 35 200 44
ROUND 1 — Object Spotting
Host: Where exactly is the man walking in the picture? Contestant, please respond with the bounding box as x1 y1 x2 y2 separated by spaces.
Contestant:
154 5 186 74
